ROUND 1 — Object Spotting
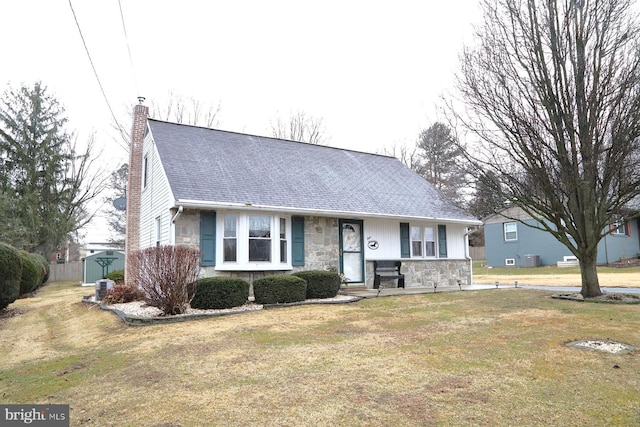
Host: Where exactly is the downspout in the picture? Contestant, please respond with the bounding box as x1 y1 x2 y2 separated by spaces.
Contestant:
171 205 184 245
464 227 476 285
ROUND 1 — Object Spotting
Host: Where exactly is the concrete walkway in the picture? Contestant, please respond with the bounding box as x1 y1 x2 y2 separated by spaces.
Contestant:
339 284 497 298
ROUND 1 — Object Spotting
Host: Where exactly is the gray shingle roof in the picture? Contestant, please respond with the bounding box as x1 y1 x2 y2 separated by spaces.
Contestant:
148 119 478 223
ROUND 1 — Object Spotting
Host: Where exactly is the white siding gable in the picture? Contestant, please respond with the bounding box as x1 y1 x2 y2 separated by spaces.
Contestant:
139 133 175 249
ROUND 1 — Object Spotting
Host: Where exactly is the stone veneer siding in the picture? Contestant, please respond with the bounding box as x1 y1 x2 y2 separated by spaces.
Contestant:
175 211 470 289
291 216 340 273
366 259 471 289
174 212 341 283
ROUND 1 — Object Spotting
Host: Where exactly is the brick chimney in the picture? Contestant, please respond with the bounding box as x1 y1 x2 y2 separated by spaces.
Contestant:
124 97 149 286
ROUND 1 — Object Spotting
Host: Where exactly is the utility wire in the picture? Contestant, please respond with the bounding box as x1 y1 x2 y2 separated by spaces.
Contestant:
118 0 139 96
68 0 129 143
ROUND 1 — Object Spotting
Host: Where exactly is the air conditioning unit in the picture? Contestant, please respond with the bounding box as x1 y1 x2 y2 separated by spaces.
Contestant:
524 254 540 267
95 279 115 301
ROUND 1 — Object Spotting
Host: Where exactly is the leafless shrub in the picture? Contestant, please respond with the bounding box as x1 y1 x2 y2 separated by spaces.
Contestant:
134 245 200 315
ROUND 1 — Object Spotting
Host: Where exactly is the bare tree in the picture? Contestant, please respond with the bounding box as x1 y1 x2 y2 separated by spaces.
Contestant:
270 110 328 145
379 143 425 174
452 0 640 297
103 163 128 245
150 90 221 128
112 91 222 150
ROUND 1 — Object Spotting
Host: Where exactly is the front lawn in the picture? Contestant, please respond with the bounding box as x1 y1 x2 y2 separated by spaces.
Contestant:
472 260 640 287
1 282 639 425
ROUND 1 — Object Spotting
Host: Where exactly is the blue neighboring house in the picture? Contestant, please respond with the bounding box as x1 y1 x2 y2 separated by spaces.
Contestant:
484 206 640 267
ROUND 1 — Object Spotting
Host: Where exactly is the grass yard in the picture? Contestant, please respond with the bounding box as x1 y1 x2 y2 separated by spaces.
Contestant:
472 260 640 287
1 281 640 426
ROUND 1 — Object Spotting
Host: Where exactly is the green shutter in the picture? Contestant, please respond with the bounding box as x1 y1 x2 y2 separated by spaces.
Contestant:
200 211 216 266
438 224 447 258
292 216 305 266
400 223 410 258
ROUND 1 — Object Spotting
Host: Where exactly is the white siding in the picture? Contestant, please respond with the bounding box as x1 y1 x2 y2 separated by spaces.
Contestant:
445 223 468 258
364 219 469 260
139 134 175 249
364 219 401 259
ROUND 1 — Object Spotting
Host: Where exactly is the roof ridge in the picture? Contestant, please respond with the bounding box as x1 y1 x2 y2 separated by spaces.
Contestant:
146 118 396 159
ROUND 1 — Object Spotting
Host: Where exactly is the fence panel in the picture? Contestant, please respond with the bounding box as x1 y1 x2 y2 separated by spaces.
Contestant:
48 262 82 282
469 246 486 260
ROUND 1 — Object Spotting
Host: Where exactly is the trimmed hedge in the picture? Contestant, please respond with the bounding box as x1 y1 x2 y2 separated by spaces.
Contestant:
18 250 42 295
0 242 22 310
191 277 250 309
292 270 341 299
253 275 307 305
106 269 125 283
30 253 49 285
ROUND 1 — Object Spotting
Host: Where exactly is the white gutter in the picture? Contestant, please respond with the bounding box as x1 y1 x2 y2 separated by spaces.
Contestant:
171 205 184 224
173 199 483 226
170 205 184 245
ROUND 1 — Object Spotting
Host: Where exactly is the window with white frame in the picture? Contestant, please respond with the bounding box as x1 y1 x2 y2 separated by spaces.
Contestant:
143 155 149 189
411 226 423 257
424 226 435 256
410 224 437 258
504 222 518 241
155 216 161 246
280 217 287 263
223 214 237 261
218 213 290 268
611 216 629 235
249 215 271 262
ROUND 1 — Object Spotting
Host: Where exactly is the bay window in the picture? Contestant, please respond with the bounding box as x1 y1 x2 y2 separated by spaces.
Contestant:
223 214 237 262
249 215 271 262
215 212 290 269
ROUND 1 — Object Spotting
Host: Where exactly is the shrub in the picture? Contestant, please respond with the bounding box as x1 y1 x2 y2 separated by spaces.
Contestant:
30 253 49 285
190 277 249 309
0 242 22 310
106 269 125 283
18 251 42 295
253 275 307 305
134 245 200 315
102 283 145 304
292 270 341 299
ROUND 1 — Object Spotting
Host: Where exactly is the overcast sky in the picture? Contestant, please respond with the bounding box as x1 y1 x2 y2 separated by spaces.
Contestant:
1 1 482 242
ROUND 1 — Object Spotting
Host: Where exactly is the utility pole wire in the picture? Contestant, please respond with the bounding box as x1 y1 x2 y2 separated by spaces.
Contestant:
68 0 128 142
118 0 139 96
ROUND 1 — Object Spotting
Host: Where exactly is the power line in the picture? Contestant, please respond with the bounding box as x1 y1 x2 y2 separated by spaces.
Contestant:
68 0 129 142
118 0 139 96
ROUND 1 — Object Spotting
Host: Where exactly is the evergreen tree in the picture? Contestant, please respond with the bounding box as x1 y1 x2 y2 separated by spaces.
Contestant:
0 82 105 257
416 122 467 205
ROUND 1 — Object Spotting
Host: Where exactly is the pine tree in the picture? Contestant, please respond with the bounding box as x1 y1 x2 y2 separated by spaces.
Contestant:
0 82 105 256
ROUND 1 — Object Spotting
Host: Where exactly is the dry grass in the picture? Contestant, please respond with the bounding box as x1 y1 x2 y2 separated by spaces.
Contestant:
473 263 640 288
1 282 640 426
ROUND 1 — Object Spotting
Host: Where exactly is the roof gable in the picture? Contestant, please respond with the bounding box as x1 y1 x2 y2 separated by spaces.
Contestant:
147 119 478 223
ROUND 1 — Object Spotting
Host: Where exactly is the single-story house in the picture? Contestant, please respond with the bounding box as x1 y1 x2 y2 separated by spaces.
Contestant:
124 102 481 289
484 206 640 267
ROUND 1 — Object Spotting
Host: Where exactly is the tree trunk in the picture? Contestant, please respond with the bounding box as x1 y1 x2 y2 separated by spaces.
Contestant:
579 254 602 298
